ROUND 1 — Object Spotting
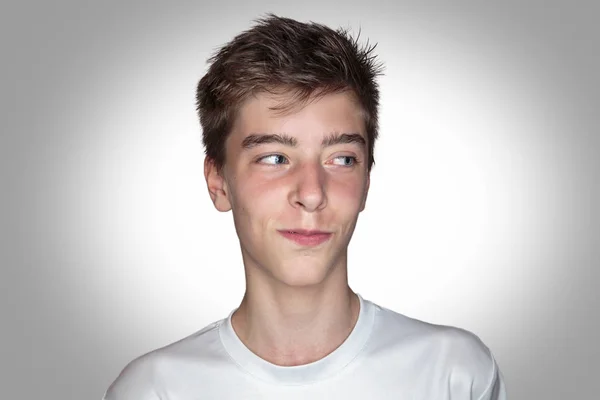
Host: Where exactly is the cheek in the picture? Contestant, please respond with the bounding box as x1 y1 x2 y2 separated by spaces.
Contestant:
237 173 281 203
234 175 284 222
235 169 366 214
330 178 366 206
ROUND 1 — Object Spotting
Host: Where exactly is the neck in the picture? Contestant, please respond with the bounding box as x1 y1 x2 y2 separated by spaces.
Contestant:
231 283 360 367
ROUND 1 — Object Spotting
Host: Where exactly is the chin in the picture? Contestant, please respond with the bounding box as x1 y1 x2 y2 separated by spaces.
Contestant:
272 259 333 287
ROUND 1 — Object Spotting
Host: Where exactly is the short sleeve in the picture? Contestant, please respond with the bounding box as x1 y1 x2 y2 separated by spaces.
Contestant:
102 355 162 400
477 353 507 400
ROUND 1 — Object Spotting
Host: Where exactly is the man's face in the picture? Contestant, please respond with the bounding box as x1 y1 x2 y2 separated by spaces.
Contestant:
204 90 370 288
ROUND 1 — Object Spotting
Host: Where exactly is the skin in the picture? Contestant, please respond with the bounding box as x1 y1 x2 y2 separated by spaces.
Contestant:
204 90 371 366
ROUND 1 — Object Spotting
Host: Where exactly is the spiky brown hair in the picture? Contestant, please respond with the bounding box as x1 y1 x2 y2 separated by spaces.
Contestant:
196 13 384 175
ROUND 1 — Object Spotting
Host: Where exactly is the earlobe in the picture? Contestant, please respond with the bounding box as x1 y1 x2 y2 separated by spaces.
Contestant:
204 157 232 212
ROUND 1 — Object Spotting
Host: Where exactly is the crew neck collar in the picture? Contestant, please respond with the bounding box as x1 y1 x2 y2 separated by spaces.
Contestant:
219 292 375 385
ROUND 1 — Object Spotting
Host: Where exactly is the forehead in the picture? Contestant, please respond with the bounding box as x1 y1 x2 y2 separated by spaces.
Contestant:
232 90 366 137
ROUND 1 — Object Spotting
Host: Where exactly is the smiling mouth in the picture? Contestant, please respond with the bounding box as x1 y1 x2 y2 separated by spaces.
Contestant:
279 229 332 235
277 230 333 247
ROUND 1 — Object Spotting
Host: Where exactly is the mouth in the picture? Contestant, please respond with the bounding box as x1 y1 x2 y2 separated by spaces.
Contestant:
277 229 333 247
280 229 332 235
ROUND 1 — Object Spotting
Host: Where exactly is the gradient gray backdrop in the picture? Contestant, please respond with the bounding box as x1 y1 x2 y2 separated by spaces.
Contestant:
1 1 598 399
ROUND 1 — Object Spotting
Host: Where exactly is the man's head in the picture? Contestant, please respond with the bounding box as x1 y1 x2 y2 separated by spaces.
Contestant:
198 15 383 288
197 13 383 177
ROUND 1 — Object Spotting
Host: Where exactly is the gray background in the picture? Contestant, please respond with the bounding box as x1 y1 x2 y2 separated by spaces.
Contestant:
1 1 598 399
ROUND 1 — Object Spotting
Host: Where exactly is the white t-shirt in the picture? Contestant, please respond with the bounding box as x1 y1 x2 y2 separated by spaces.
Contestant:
103 293 506 399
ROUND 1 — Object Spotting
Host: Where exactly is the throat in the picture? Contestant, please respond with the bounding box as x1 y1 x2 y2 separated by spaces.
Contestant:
230 291 360 366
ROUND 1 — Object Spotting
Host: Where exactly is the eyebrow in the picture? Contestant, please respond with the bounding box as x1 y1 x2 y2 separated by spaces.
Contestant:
241 132 367 150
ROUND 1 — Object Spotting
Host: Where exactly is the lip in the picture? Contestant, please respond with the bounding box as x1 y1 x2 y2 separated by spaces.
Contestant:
277 230 333 247
280 229 332 235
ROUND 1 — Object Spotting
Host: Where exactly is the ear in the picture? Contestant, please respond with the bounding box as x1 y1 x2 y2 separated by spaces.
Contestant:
360 173 370 212
204 157 232 212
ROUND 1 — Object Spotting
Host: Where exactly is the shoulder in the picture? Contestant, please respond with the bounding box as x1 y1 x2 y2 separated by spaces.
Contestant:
372 304 505 398
374 303 494 366
429 324 494 366
103 351 162 400
103 320 223 399
425 326 505 399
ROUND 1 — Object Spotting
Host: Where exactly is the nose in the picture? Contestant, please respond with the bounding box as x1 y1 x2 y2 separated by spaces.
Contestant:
289 161 328 212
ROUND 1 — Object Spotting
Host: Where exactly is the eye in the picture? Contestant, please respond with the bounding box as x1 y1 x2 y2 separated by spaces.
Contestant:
256 154 360 167
332 156 359 167
256 154 288 165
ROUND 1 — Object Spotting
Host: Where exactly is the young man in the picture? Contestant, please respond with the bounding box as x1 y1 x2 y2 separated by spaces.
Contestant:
104 14 506 399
